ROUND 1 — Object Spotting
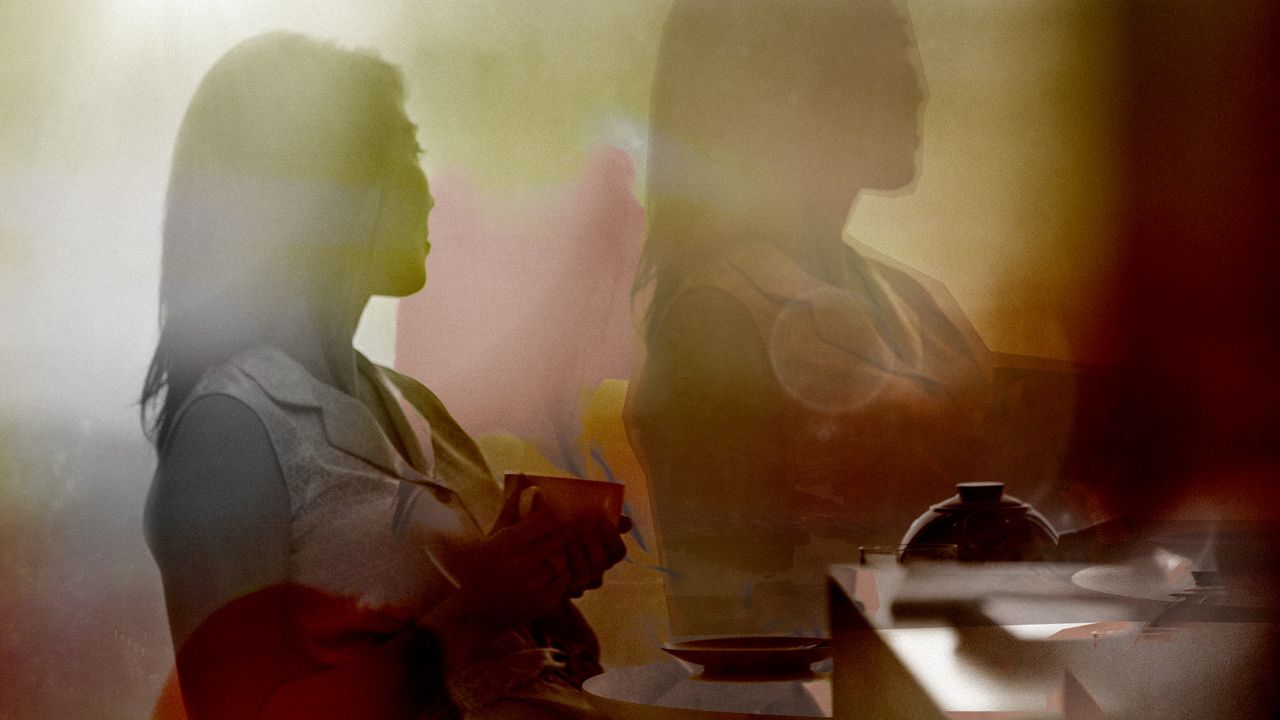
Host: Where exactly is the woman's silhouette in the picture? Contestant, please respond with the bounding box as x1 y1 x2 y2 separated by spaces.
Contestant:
142 33 624 719
626 0 991 634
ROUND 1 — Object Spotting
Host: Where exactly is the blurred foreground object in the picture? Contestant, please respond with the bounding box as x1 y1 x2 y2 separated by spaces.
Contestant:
829 559 1280 718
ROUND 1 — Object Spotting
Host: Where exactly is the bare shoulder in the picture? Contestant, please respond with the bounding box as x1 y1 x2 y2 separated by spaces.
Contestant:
146 393 291 645
658 287 770 385
147 394 288 543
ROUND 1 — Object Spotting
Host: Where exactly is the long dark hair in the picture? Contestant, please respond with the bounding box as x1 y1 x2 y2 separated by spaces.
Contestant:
633 0 915 342
141 33 407 447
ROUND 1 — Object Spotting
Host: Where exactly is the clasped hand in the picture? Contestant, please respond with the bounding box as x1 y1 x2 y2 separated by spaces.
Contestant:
434 488 630 634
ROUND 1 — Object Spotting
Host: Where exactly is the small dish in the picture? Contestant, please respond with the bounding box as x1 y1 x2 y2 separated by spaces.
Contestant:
660 636 831 676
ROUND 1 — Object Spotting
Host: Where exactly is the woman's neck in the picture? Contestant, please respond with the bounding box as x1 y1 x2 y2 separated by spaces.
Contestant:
714 184 855 281
270 290 368 397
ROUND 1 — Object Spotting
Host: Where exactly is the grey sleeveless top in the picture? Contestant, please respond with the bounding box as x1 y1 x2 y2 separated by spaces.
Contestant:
174 345 598 717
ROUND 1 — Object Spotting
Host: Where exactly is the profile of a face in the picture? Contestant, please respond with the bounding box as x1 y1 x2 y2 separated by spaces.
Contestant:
786 0 926 195
365 123 434 298
652 0 926 205
164 34 436 311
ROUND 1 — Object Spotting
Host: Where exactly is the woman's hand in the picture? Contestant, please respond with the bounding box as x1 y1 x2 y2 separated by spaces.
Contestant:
418 501 630 662
560 511 629 598
492 483 632 599
416 507 570 664
429 508 575 631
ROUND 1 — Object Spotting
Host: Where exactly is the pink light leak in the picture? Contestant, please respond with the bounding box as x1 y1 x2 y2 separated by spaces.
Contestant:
395 145 645 467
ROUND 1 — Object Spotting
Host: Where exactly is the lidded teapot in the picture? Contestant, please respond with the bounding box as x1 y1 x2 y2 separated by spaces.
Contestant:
902 482 1058 561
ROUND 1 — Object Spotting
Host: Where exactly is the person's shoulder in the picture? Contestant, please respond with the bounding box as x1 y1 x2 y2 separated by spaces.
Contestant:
145 392 291 647
846 239 973 317
691 240 834 309
166 392 271 449
175 349 276 416
663 285 757 337
157 348 290 452
846 240 991 364
681 241 775 293
147 393 288 552
649 284 775 395
660 243 782 327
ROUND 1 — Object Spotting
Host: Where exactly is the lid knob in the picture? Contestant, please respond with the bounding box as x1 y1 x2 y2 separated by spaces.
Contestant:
957 482 1004 503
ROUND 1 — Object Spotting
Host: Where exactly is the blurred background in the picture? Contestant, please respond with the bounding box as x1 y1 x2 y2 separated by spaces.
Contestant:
2 0 1275 717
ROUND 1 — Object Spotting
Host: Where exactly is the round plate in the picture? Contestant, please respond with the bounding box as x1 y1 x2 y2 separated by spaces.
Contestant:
1071 564 1193 602
660 636 831 676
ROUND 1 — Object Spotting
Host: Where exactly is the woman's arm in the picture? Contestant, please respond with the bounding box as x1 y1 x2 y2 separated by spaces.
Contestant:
632 287 793 575
147 395 442 720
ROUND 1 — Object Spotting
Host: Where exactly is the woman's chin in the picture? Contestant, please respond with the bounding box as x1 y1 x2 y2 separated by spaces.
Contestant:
868 160 919 194
374 267 427 298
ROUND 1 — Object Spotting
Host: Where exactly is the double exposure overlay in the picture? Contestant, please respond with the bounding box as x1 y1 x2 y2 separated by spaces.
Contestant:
2 1 1276 718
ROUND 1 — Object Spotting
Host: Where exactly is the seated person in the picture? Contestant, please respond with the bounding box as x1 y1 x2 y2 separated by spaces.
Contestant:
625 0 991 635
142 33 626 720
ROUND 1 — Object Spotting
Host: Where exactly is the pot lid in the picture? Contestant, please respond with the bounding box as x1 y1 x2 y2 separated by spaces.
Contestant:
932 481 1027 511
